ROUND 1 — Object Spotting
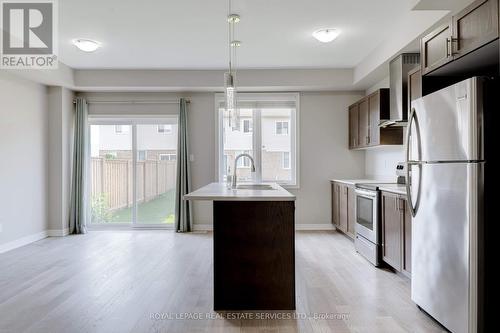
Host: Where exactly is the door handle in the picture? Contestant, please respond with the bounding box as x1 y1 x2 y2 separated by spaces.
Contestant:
447 37 459 57
405 108 422 218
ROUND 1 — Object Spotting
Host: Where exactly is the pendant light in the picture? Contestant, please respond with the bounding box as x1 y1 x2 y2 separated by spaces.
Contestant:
225 1 241 131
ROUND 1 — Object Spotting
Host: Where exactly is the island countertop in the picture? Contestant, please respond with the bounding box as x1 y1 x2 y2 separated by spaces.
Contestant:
184 182 296 201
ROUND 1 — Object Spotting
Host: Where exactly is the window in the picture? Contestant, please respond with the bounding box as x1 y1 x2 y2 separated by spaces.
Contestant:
157 124 173 134
282 152 290 169
89 118 178 227
243 119 252 133
275 121 289 135
137 150 146 161
237 150 251 168
216 93 298 186
115 125 130 134
159 153 177 161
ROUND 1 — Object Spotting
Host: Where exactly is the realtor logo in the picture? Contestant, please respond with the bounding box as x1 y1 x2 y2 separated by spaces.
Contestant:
1 0 58 69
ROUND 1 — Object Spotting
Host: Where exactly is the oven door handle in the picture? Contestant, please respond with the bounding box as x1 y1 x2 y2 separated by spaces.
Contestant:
355 189 377 197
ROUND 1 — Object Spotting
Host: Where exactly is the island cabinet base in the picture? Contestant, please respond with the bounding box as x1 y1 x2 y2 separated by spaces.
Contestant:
213 200 296 311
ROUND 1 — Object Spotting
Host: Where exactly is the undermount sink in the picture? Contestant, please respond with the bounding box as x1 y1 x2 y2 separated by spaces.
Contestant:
235 184 276 190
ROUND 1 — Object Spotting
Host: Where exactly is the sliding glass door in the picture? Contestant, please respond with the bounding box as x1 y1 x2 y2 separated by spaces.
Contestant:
88 117 178 228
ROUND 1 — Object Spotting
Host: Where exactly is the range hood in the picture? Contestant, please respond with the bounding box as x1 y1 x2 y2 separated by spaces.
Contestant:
379 53 420 128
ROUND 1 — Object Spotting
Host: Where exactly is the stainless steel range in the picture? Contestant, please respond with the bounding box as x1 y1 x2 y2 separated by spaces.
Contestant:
354 163 406 266
354 184 381 266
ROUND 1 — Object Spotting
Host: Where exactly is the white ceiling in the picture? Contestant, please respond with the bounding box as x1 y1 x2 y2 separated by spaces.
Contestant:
59 0 417 69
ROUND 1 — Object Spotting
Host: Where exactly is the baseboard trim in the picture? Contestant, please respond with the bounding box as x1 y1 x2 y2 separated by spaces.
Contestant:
0 231 48 254
193 224 213 231
47 228 70 237
192 223 336 231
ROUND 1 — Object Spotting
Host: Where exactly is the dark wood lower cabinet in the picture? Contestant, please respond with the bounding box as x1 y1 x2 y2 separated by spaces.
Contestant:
213 201 295 310
402 204 412 276
331 183 340 227
347 187 356 238
381 192 403 271
331 181 355 240
339 185 348 233
381 191 412 277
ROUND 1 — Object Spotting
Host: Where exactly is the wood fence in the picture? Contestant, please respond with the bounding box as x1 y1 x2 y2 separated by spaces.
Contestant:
91 158 176 211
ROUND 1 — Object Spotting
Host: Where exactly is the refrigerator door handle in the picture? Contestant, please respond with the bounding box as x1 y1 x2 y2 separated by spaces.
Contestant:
406 108 422 217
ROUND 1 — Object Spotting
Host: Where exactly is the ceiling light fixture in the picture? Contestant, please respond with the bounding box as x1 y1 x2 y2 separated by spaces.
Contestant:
312 28 341 43
72 39 101 52
224 0 241 131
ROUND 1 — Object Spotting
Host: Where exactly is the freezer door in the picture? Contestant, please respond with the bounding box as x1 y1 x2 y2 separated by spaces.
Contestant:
411 162 481 333
409 77 483 162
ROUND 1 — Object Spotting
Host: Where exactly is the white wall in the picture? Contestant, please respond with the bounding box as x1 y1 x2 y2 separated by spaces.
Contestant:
48 87 74 235
0 72 49 247
289 92 365 225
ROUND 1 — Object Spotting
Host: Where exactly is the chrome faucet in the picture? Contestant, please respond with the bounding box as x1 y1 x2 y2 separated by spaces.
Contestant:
232 153 256 188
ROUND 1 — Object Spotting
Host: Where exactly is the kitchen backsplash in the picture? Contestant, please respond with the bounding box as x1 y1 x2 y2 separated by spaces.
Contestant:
365 146 405 180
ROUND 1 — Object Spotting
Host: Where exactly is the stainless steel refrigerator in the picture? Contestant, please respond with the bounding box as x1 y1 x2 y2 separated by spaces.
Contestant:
406 77 496 333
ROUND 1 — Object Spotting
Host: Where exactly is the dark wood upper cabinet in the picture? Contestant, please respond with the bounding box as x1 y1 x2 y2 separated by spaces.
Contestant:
368 92 380 146
347 89 402 149
453 0 499 59
421 22 453 75
381 192 403 271
358 98 369 147
348 104 359 149
408 66 422 110
421 0 499 76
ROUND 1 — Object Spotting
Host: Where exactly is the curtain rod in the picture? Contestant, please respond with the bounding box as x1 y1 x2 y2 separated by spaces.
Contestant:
72 99 190 104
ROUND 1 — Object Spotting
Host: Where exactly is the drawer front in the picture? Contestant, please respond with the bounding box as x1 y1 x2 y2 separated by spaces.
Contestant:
355 235 380 266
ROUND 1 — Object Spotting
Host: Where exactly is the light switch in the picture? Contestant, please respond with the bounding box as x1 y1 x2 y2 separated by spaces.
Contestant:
189 154 195 162
0 223 3 233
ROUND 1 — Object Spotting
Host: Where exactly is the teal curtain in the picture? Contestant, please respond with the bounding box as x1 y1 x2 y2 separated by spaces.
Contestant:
175 98 193 232
69 97 88 234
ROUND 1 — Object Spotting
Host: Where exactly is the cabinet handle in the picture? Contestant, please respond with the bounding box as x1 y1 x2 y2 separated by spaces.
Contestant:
366 136 370 145
446 38 459 57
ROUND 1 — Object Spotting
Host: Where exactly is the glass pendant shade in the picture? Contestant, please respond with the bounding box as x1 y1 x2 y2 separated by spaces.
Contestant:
224 72 240 131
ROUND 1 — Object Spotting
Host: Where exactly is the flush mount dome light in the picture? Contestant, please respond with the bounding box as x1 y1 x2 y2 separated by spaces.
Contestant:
312 28 341 43
72 39 101 52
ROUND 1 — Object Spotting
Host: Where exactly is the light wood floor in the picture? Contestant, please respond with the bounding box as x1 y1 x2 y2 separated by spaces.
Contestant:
0 231 445 333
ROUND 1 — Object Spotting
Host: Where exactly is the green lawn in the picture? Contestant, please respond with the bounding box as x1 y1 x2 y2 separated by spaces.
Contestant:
109 190 176 224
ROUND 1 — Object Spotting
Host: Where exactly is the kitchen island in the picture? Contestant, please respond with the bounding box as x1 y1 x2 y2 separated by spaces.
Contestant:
184 182 296 311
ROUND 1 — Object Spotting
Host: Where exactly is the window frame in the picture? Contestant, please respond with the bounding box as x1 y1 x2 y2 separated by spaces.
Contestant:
214 93 300 188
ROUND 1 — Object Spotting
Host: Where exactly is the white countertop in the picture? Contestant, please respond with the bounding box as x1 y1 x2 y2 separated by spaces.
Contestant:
331 178 407 196
330 178 386 186
184 182 296 201
378 184 407 196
